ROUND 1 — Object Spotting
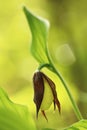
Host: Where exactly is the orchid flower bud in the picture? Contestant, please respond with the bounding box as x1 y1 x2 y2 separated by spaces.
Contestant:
33 71 61 121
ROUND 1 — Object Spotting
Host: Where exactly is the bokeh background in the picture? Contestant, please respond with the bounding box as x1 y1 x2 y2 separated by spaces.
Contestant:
0 0 87 129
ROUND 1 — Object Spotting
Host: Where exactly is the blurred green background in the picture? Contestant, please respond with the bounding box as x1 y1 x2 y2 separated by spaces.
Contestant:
0 0 87 129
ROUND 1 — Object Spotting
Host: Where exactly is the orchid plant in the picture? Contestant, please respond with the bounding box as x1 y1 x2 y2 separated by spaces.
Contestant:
23 6 82 120
0 5 87 130
23 6 87 130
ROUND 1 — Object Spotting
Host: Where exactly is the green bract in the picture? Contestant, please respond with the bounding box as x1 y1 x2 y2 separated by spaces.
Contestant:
23 6 50 64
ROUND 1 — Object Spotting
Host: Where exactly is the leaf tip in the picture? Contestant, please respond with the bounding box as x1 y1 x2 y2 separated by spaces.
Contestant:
23 6 50 27
22 5 32 17
22 5 27 14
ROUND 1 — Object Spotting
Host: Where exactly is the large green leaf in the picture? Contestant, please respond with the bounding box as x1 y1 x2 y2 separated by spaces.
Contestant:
0 87 36 130
42 120 87 130
64 119 87 130
23 6 50 64
42 128 56 130
42 128 55 130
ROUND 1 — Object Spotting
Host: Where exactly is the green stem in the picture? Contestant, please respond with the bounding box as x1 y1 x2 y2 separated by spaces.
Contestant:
39 62 83 120
38 44 83 120
38 63 51 70
51 65 83 120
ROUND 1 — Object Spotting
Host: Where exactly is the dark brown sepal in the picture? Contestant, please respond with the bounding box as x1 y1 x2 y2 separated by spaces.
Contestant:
33 71 44 118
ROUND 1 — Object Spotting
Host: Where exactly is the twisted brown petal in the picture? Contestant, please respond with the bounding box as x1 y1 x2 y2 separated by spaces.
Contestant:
41 72 61 114
41 110 48 122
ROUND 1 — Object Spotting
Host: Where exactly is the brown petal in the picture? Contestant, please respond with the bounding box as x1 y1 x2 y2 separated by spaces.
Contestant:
33 71 44 118
41 72 61 114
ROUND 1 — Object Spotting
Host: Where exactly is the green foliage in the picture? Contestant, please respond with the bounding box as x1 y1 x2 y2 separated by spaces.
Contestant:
42 128 55 130
23 6 50 64
0 87 36 130
64 120 87 130
42 120 87 130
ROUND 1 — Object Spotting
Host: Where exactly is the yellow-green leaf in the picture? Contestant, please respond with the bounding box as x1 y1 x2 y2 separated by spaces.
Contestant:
64 119 87 130
0 87 36 130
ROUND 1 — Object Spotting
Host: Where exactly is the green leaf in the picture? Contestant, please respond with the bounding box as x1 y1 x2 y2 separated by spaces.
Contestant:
42 120 87 130
64 119 87 130
0 87 36 130
23 6 50 63
42 128 56 130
